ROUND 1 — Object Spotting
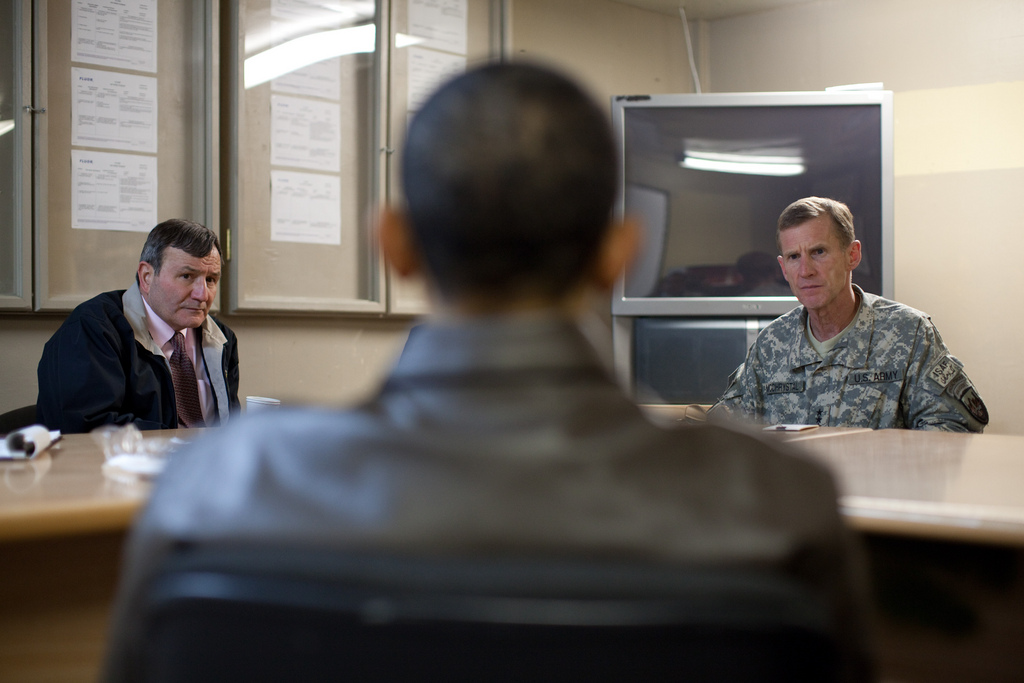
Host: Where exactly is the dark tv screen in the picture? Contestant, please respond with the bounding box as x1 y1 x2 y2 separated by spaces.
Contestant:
612 92 893 317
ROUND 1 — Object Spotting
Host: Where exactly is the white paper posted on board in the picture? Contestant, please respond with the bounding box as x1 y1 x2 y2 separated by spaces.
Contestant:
71 150 158 233
271 170 342 245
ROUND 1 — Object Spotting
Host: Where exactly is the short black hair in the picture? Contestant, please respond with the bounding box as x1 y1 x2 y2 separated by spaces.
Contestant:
139 219 221 273
400 62 618 303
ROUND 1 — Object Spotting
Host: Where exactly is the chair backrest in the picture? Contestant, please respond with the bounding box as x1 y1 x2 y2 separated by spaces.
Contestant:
140 545 840 683
0 405 38 435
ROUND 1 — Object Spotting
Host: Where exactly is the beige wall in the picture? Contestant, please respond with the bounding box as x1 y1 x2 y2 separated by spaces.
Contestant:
0 0 689 421
5 0 1021 435
512 0 1024 435
706 0 1024 434
1 317 64 413
510 0 695 103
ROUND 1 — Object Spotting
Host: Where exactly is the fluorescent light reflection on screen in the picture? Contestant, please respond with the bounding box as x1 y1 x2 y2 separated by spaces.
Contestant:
244 24 376 89
680 152 805 176
680 139 805 177
0 120 14 137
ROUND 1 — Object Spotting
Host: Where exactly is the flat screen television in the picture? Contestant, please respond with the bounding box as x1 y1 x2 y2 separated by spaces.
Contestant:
610 90 894 318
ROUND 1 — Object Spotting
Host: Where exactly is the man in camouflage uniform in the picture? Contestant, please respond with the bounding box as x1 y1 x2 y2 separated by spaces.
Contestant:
711 197 988 431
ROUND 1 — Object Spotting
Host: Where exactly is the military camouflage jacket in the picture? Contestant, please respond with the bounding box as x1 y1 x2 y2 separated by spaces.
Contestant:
710 287 988 431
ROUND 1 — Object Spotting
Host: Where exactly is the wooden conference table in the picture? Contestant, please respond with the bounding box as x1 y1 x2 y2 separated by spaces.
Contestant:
784 427 1024 682
2 425 1024 681
0 428 196 682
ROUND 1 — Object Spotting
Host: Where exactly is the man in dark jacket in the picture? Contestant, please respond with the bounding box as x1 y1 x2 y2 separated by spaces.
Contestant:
37 219 240 433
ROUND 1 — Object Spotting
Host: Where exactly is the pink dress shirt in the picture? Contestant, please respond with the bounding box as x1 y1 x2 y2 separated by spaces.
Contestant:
141 296 215 424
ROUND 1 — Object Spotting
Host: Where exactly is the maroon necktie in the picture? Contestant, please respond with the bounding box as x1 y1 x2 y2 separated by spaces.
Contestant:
170 332 206 428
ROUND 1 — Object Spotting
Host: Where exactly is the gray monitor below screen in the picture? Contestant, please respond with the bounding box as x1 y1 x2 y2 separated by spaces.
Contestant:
632 317 774 405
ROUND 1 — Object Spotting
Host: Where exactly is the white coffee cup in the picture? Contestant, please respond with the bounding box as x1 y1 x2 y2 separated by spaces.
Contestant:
246 396 281 412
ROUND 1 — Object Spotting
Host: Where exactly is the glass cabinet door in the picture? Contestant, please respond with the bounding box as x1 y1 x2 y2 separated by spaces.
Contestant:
0 0 31 311
225 0 387 314
225 0 507 315
386 0 506 315
33 0 219 311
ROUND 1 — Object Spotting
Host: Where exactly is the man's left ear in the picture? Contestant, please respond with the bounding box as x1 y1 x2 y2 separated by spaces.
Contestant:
848 239 863 270
591 217 641 291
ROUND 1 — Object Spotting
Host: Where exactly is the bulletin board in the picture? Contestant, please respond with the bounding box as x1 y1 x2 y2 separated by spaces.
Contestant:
34 0 218 312
224 0 388 314
386 0 506 315
225 0 505 316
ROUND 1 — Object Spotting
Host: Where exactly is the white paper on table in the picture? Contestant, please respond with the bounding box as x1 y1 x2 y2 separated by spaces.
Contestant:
270 170 342 245
407 47 465 114
72 68 158 153
72 0 158 73
408 0 467 55
104 454 166 478
72 150 158 232
271 95 341 173
0 427 61 460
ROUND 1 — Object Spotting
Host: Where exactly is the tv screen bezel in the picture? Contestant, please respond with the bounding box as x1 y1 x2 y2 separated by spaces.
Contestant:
610 90 894 318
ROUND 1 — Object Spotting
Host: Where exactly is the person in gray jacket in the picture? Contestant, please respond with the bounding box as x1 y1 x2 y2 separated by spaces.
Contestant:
103 64 873 682
711 196 987 431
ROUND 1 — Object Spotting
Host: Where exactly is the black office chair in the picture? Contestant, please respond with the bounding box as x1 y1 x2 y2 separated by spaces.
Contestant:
0 405 38 435
140 544 840 683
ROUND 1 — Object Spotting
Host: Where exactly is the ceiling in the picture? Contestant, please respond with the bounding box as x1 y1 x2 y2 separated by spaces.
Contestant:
612 0 815 21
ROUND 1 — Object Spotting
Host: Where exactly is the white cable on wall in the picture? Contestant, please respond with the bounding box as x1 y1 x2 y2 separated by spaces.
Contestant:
679 7 702 94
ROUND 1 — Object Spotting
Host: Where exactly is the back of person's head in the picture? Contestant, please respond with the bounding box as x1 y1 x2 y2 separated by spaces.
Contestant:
776 197 855 251
140 219 221 274
400 62 618 304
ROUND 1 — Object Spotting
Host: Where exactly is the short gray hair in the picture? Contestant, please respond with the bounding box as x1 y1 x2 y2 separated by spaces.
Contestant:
776 197 855 252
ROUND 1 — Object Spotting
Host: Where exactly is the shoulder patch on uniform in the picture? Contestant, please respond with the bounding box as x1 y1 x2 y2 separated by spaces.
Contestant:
946 373 989 425
946 373 971 400
960 387 989 425
927 355 961 389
